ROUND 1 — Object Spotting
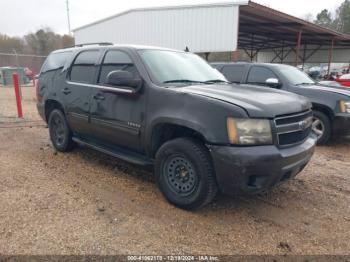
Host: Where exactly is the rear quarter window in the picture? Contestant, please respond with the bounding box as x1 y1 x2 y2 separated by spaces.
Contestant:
40 52 72 74
70 50 100 84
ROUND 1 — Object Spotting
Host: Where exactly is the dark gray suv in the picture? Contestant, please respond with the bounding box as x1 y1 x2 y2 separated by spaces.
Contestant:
36 44 317 210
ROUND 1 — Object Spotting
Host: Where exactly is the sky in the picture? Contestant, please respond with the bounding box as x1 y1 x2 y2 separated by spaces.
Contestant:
0 0 345 37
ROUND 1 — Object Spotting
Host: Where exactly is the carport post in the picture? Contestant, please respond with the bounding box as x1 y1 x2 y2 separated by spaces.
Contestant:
281 40 285 63
294 30 302 66
327 38 335 78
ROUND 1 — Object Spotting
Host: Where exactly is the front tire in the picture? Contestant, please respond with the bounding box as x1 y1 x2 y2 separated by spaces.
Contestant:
312 110 331 145
48 109 75 152
155 138 217 210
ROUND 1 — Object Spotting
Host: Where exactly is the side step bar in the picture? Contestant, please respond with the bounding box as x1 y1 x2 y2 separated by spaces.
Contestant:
72 137 153 166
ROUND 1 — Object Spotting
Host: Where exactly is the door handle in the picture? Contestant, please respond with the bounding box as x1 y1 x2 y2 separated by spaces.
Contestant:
61 87 71 95
93 93 105 100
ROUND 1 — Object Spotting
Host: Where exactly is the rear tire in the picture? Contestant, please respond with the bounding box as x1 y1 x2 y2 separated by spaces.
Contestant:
48 109 75 152
155 137 217 210
312 110 331 145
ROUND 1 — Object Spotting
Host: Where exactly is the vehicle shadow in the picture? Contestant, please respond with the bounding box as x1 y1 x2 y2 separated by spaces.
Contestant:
327 135 350 147
73 144 307 215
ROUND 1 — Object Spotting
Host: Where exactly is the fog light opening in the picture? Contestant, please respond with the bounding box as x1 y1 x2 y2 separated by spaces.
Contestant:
247 175 269 189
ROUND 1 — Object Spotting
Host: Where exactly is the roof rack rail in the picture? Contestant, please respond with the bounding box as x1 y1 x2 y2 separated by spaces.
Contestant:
64 42 114 49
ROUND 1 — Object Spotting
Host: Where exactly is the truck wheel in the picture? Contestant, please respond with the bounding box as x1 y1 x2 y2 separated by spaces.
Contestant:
312 110 331 145
48 109 75 152
155 138 217 210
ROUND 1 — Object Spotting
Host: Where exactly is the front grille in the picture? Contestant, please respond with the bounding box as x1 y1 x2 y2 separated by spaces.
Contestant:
274 110 313 146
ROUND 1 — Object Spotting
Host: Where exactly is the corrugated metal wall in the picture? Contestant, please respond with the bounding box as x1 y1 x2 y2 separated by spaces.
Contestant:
74 4 241 52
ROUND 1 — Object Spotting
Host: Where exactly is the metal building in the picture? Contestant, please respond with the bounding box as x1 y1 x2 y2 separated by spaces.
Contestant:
73 1 350 73
74 1 245 52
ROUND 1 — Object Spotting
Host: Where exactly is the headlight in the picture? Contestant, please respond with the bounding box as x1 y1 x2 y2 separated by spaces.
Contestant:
340 101 350 113
227 118 272 145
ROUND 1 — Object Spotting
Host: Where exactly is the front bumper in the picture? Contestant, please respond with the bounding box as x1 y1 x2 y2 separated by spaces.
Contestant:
333 113 350 136
209 133 317 195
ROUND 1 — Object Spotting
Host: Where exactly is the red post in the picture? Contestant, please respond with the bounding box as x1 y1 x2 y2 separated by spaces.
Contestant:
12 72 23 118
327 38 335 79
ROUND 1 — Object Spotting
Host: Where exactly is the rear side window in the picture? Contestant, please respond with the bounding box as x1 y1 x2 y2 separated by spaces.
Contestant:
98 50 138 84
41 52 72 73
70 50 100 83
221 65 245 83
247 66 278 85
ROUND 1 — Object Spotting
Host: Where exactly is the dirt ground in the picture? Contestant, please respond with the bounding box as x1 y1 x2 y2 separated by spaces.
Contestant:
0 86 349 255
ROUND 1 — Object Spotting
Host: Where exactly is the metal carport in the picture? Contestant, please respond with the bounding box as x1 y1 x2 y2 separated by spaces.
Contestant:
238 1 350 75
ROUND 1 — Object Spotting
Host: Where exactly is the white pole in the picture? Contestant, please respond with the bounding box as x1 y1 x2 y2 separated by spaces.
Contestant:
66 0 72 35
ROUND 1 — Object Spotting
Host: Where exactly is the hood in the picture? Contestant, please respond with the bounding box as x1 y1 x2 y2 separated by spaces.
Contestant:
175 84 311 118
299 84 350 97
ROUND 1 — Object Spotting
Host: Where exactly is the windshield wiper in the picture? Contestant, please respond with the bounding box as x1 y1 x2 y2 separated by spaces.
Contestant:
204 79 231 84
163 79 204 84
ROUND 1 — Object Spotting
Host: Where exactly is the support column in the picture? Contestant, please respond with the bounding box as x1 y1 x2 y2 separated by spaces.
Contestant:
327 38 335 79
250 34 254 62
204 52 210 61
302 44 307 69
294 30 302 66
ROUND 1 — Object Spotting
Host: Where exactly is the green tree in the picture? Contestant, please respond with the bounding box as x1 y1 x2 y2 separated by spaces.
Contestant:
62 34 75 48
23 28 74 55
24 28 61 55
334 0 350 34
314 9 333 28
0 34 24 53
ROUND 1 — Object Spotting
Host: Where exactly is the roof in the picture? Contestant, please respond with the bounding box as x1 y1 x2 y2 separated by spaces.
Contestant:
239 1 350 50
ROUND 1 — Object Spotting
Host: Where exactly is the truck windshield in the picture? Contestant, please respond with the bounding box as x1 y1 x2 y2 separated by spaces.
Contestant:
139 50 227 85
278 65 315 86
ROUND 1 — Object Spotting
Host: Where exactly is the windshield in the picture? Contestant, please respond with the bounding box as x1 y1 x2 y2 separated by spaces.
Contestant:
278 65 315 85
139 50 227 85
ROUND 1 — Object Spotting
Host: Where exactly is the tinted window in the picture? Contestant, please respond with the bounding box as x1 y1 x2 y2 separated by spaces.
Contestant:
247 66 278 85
98 50 137 84
222 65 245 83
41 52 72 73
70 50 100 83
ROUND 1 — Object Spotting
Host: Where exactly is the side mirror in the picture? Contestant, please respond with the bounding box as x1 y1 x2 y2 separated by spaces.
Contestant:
106 70 142 93
265 78 281 88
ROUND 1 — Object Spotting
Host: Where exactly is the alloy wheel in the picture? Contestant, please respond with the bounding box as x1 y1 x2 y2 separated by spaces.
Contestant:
312 117 325 139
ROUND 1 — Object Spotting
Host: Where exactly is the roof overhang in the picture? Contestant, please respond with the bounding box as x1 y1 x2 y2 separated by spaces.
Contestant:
238 1 350 51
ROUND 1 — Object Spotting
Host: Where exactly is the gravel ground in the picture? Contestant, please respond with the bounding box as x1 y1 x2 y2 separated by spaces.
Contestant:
0 86 350 255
